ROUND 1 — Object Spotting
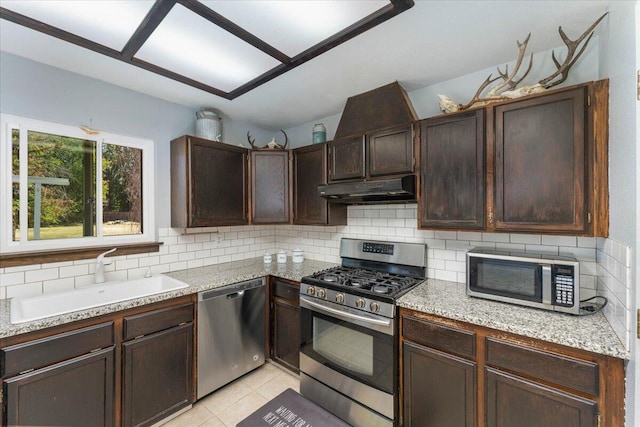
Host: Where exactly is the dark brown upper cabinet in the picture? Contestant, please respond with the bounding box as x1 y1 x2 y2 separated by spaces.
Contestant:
171 136 248 228
368 125 415 177
251 150 290 224
292 143 347 225
417 79 608 236
328 135 366 181
329 124 414 182
493 85 602 235
419 110 485 230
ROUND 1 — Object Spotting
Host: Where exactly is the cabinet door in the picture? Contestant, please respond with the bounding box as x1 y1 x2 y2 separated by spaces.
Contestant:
171 136 248 227
329 136 365 181
4 347 115 427
368 125 414 177
271 281 300 372
251 150 290 224
485 367 597 427
191 139 248 226
419 111 485 229
293 144 347 225
494 88 586 233
403 341 476 427
122 323 193 427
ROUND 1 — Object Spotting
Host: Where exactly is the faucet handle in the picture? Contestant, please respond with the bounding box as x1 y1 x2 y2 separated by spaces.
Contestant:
96 248 117 263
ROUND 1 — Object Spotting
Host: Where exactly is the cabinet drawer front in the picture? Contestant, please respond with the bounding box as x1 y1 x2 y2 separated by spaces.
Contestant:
402 316 475 359
1 322 114 377
272 280 299 302
123 303 193 340
485 367 597 427
4 347 115 427
485 338 599 396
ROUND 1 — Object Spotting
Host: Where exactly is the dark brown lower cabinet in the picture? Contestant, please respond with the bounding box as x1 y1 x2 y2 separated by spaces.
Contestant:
400 309 625 427
403 341 476 427
122 323 193 427
485 367 597 427
270 279 300 372
0 297 195 427
3 347 115 427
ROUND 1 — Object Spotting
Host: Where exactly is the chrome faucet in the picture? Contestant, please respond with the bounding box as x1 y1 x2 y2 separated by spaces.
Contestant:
94 248 117 284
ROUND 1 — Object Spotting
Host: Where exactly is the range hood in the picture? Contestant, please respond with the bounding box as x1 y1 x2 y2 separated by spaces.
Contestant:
318 175 416 204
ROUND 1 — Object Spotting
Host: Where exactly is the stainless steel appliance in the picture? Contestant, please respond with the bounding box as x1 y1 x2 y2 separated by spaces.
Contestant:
300 238 427 427
197 278 265 399
317 175 416 204
467 248 580 314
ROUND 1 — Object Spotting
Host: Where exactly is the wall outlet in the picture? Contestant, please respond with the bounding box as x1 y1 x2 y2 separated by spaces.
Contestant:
213 232 223 245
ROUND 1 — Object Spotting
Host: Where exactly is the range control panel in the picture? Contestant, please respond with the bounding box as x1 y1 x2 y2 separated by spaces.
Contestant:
362 242 394 255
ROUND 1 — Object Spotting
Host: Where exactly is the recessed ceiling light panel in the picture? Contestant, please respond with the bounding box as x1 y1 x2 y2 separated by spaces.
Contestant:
201 0 388 57
136 4 281 92
0 0 155 50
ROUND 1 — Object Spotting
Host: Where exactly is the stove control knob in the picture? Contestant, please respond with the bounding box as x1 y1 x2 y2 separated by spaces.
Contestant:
356 298 366 309
307 286 315 296
370 302 380 313
335 293 345 304
317 289 326 299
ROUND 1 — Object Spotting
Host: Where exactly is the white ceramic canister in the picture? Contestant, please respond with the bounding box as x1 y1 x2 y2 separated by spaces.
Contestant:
263 253 272 264
276 250 287 264
292 248 304 263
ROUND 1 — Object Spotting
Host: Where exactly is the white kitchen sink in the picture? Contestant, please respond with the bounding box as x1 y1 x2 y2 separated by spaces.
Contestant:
10 275 189 324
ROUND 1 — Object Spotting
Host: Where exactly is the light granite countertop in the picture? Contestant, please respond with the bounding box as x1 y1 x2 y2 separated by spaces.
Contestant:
0 258 337 339
398 279 629 360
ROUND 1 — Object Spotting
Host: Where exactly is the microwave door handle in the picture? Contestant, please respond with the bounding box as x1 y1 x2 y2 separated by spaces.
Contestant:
542 265 552 305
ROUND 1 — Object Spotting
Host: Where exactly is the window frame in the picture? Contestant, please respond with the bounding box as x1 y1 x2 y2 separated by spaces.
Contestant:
0 114 156 254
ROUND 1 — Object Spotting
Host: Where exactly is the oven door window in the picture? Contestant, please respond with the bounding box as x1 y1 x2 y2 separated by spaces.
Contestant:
300 307 394 394
469 258 542 302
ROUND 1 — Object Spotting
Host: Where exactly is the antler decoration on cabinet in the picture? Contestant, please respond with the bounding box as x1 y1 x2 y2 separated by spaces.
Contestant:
247 130 289 150
438 12 608 113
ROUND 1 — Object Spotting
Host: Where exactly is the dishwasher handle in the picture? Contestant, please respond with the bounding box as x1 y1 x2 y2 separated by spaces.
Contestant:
199 278 264 301
226 290 245 299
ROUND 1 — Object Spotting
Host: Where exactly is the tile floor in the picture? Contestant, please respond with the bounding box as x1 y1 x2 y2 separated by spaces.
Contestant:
163 362 300 427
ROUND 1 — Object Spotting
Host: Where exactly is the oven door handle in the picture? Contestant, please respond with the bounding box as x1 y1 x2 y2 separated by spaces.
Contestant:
300 296 392 330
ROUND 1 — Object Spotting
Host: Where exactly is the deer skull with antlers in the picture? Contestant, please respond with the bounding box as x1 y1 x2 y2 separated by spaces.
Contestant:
438 13 608 113
247 129 289 150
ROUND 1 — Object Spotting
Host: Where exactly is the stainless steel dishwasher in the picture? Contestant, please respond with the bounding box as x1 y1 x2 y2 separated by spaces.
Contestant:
197 277 266 399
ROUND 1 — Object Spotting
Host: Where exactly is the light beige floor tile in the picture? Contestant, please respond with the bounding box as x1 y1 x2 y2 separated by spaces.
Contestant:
162 404 214 427
255 371 300 400
197 414 226 427
216 391 269 427
239 362 282 390
200 380 253 414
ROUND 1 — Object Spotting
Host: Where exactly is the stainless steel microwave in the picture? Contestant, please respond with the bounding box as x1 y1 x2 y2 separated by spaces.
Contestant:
466 248 580 314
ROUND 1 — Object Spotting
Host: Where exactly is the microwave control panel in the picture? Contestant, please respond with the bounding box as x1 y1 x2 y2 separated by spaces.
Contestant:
552 265 575 307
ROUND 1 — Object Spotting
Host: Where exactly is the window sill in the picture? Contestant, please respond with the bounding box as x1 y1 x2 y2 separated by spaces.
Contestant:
0 242 162 268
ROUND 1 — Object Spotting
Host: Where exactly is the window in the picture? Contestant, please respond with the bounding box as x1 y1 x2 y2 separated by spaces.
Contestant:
1 114 155 253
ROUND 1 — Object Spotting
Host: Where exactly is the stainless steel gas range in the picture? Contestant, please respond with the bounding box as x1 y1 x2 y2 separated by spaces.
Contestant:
299 238 427 427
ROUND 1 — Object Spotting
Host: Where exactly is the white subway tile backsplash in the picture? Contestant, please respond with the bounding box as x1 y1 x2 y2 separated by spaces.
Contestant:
7 282 42 298
0 271 25 286
59 264 89 278
25 268 59 283
4 206 623 350
510 234 541 245
542 235 577 247
43 278 75 294
596 237 632 349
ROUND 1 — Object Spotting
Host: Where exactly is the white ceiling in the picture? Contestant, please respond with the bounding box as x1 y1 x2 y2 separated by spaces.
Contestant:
0 1 611 131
